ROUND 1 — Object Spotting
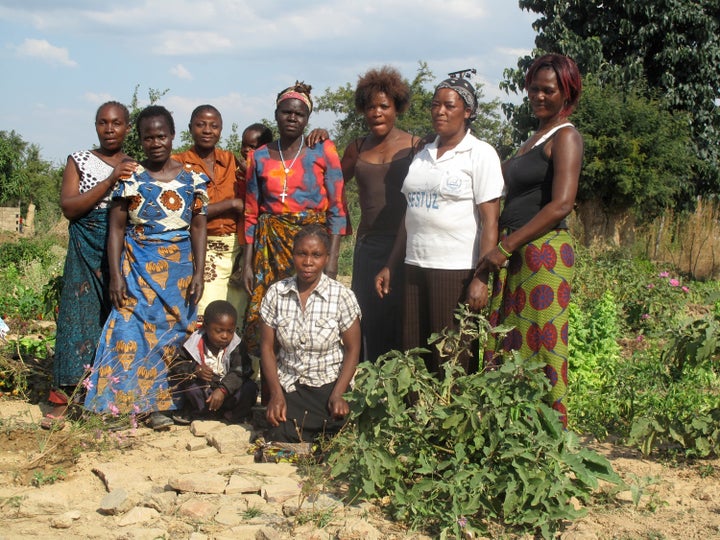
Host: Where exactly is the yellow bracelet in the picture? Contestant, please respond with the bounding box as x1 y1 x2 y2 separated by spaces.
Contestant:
497 241 512 258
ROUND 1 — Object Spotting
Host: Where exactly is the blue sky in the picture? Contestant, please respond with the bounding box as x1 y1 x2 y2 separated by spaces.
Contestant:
0 1 537 165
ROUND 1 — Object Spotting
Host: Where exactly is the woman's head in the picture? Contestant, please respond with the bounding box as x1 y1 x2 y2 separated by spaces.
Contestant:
95 101 130 153
431 77 476 138
188 105 222 151
355 66 410 137
525 54 582 117
292 224 330 286
275 82 312 140
136 105 175 162
241 123 273 159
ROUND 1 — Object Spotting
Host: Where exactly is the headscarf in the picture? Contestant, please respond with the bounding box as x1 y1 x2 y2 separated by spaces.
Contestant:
435 77 478 121
276 82 313 114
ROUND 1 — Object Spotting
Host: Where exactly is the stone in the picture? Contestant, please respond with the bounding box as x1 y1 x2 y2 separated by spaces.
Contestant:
142 490 177 514
190 419 224 437
168 472 227 494
239 493 268 509
189 533 209 540
50 511 77 529
186 438 209 451
19 490 69 517
99 488 134 515
225 473 262 495
206 424 253 454
178 498 218 520
261 476 302 503
214 504 242 526
117 506 160 527
336 517 383 540
123 527 169 540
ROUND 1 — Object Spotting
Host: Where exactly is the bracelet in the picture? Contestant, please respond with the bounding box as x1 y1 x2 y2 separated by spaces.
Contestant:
218 386 229 395
497 241 512 258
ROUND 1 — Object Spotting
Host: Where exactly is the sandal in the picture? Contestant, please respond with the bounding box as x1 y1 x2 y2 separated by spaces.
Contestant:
40 402 68 430
147 412 174 431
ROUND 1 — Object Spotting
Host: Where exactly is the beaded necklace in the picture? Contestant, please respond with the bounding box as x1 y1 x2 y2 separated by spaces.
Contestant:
278 135 304 203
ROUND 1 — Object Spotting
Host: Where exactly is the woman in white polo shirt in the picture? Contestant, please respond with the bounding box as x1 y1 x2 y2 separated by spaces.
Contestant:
375 75 504 374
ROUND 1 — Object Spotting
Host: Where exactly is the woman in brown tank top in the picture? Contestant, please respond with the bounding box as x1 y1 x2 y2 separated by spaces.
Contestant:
341 66 421 363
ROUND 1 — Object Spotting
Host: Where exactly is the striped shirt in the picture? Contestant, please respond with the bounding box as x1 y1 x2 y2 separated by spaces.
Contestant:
260 273 360 391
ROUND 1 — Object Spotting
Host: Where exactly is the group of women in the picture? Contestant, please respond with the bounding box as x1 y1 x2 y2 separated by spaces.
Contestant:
46 52 583 435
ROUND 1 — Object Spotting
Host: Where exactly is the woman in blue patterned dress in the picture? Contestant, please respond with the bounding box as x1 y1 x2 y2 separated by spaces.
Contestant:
43 101 138 430
84 105 208 430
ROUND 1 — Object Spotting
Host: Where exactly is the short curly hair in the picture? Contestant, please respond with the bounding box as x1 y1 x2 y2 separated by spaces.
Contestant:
354 66 411 114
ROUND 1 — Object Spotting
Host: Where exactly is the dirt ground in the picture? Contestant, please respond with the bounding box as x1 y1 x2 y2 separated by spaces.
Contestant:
0 397 719 539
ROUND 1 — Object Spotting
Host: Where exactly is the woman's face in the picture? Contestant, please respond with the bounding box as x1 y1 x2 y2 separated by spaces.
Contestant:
293 235 329 288
527 67 565 122
431 88 470 139
190 110 222 152
364 91 397 138
139 115 174 163
275 99 309 140
95 104 129 153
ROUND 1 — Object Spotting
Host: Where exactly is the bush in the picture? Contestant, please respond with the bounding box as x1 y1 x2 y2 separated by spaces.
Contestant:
327 306 620 538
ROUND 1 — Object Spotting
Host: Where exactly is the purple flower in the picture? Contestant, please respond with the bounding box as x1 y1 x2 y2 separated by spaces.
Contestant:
457 516 468 528
669 278 680 287
659 271 670 278
641 313 650 320
636 334 645 342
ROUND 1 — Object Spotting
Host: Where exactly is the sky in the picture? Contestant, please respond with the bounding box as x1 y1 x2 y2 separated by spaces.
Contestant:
0 0 538 166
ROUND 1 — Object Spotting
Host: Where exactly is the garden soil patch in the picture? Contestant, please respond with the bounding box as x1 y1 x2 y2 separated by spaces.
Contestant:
0 398 719 539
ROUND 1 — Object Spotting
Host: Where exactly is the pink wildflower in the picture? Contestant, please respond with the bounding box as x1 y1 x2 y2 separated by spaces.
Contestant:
83 364 92 372
636 335 645 342
641 313 650 320
457 516 468 528
108 403 120 417
82 377 94 391
669 278 680 287
646 283 655 289
659 271 670 278
682 286 690 293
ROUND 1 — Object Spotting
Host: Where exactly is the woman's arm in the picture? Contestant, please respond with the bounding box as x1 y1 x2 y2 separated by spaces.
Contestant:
466 198 500 311
107 200 129 309
60 156 137 220
243 152 259 294
205 198 243 220
321 140 349 274
189 211 207 305
259 321 286 427
328 317 361 419
480 127 583 272
375 216 406 298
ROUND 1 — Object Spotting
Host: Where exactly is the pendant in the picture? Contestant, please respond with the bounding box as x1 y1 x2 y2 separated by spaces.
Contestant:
284 168 290 174
280 188 288 203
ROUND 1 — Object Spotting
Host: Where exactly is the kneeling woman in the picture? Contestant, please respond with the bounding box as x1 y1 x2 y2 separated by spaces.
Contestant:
259 224 361 443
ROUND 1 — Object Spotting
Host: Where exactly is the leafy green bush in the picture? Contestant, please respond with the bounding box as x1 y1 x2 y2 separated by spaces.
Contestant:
328 307 620 538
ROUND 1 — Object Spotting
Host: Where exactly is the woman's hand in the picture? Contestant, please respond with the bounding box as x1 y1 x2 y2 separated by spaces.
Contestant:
108 274 128 309
265 392 287 427
112 159 138 184
328 393 350 419
477 246 509 274
188 273 204 305
375 266 391 298
466 277 489 312
206 388 226 412
306 129 329 147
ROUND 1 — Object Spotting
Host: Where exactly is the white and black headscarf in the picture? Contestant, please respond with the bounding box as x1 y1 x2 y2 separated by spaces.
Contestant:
435 77 478 121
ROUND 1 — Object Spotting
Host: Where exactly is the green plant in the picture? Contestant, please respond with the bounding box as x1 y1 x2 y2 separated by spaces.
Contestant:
328 306 620 538
31 467 66 487
241 506 263 519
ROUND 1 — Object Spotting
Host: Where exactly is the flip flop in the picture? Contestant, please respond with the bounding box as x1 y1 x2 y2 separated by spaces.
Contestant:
40 413 66 430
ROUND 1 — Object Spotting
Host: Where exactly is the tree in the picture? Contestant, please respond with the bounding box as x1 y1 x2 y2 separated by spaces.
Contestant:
503 0 720 196
317 61 512 156
572 76 697 223
124 85 170 161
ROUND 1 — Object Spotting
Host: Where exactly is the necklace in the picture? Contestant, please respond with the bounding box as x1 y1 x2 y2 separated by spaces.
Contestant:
278 135 304 203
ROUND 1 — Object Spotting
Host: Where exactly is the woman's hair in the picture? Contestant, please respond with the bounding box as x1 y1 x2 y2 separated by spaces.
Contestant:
293 223 330 253
189 104 222 123
243 123 273 146
354 66 411 114
203 300 237 325
135 105 175 135
276 81 313 113
525 54 582 115
96 101 130 123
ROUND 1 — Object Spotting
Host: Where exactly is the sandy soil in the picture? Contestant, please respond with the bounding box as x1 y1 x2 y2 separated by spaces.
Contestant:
0 398 718 539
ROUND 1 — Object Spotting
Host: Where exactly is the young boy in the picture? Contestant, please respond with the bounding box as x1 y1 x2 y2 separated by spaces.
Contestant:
171 300 257 424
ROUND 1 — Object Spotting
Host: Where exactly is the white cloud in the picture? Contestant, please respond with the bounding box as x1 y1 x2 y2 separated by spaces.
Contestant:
170 64 193 80
83 92 115 105
14 38 77 67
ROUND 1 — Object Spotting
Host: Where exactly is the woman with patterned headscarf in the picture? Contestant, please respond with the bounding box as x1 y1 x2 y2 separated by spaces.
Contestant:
375 75 504 375
242 82 350 369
